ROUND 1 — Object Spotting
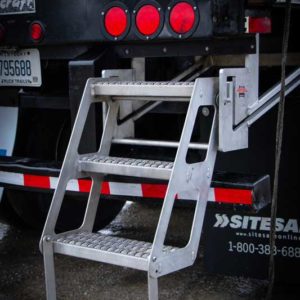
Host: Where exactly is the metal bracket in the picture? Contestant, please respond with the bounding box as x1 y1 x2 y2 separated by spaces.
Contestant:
219 34 300 152
219 34 259 152
101 69 135 139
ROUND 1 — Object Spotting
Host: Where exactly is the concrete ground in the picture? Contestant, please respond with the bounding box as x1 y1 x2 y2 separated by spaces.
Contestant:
0 201 294 300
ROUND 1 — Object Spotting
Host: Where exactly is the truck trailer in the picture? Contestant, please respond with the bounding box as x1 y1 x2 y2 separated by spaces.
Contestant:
1 0 300 299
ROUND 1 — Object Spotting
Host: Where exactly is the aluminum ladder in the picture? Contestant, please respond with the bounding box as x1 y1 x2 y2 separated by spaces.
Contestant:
40 77 218 300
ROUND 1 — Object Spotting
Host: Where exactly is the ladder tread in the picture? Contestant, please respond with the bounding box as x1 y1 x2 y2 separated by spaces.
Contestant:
93 81 194 87
78 154 173 180
52 232 178 270
91 81 194 98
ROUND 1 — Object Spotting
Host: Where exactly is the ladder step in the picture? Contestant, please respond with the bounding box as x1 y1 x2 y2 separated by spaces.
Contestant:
91 81 194 99
53 232 177 271
78 154 173 180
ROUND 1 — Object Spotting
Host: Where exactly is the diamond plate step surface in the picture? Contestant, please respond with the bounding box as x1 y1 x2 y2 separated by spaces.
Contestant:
91 81 194 98
78 154 174 180
53 232 178 271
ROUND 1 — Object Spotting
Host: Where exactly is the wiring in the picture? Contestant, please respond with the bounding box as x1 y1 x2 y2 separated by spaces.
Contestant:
267 0 292 298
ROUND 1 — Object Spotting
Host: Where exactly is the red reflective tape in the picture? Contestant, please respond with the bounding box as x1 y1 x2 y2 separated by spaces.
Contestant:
101 182 110 195
24 174 50 189
78 179 110 195
78 179 92 193
248 17 272 34
141 184 167 198
19 172 253 205
214 188 252 205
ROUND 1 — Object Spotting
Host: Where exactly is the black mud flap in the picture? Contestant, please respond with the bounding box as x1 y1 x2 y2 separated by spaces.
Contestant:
203 204 300 283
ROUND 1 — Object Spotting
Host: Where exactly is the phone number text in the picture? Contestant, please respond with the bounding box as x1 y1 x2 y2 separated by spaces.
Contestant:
228 241 300 258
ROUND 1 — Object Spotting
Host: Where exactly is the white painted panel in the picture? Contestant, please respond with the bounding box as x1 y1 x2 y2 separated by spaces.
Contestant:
0 106 18 202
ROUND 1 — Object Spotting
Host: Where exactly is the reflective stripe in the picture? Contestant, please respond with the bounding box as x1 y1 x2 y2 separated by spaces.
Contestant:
49 177 59 190
110 182 142 197
214 188 252 205
78 179 92 193
0 171 23 186
0 170 253 205
142 184 166 198
24 174 50 189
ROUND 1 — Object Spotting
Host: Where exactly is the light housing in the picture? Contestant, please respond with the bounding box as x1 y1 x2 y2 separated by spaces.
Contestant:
168 1 198 38
103 5 129 40
134 3 162 39
30 22 44 42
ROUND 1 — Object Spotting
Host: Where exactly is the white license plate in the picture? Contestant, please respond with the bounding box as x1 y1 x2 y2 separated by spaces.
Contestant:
0 49 42 87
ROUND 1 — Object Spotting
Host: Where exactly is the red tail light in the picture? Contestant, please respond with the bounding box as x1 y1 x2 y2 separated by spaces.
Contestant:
135 4 161 38
30 22 44 42
104 6 128 38
169 2 197 36
247 17 272 34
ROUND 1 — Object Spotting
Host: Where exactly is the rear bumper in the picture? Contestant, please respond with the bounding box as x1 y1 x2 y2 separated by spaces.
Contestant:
0 156 271 211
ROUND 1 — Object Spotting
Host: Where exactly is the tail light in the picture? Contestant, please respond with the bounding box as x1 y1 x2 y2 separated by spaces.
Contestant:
30 22 44 42
246 17 272 34
168 1 198 38
134 3 163 39
103 6 129 40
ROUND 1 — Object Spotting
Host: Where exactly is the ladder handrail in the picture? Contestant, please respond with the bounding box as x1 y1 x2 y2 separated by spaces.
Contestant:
112 138 209 150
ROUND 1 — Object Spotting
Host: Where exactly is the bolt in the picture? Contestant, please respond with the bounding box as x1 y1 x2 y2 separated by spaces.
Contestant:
46 236 51 242
146 36 149 40
205 46 209 52
125 49 130 55
202 107 210 117
133 10 136 14
251 44 255 49
206 167 211 178
178 34 182 39
186 169 192 182
125 9 128 14
193 6 197 10
162 47 167 53
158 7 161 11
167 6 171 10
152 256 157 262
91 86 95 97
192 251 195 260
114 37 118 41
101 11 105 16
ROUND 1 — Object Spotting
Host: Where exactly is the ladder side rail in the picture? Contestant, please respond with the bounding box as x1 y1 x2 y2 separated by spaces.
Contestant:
185 106 218 255
97 100 120 155
79 175 103 232
40 78 99 243
149 78 218 270
79 101 121 231
42 236 57 300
